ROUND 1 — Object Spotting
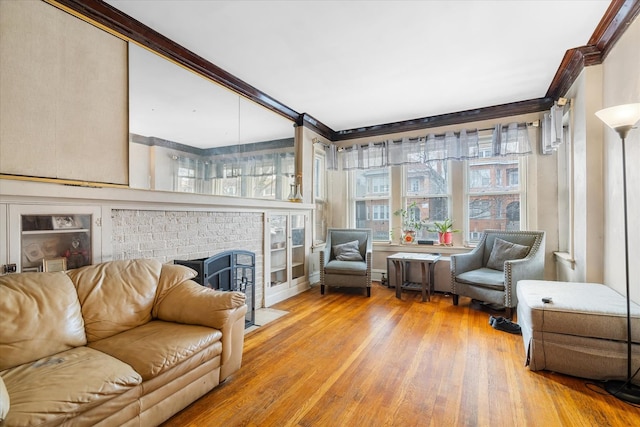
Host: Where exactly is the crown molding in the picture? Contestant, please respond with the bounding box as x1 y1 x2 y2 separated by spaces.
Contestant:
546 0 639 100
333 98 554 141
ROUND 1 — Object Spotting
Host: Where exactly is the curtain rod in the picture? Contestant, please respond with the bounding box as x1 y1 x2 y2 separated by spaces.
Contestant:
313 121 539 148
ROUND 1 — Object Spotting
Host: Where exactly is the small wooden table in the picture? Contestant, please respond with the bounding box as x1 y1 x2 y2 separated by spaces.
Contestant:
387 252 441 302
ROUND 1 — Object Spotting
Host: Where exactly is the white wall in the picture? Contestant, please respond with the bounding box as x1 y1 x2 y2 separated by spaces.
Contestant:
556 14 640 303
558 66 605 284
602 15 640 303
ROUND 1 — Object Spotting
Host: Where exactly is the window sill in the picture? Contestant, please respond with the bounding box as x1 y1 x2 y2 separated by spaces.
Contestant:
554 252 576 269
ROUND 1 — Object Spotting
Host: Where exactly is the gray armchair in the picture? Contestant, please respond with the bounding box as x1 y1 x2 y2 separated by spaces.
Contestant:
320 228 373 297
450 230 545 318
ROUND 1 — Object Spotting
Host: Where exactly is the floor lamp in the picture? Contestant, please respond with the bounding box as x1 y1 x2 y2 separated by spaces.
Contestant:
595 102 640 404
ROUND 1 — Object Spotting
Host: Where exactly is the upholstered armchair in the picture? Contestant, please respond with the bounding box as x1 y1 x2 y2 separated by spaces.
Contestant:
320 228 373 297
450 230 545 318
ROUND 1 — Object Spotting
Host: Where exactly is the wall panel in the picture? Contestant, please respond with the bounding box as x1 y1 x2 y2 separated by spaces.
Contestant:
0 0 128 185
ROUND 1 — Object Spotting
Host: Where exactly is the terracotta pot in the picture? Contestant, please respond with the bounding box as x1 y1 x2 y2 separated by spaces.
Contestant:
402 230 416 244
438 231 453 245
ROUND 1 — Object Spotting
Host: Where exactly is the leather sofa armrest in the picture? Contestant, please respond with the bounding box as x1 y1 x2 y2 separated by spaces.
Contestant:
154 280 246 329
0 375 9 422
154 280 248 380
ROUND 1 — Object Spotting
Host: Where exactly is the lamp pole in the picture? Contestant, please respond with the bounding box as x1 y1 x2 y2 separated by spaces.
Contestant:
596 103 640 404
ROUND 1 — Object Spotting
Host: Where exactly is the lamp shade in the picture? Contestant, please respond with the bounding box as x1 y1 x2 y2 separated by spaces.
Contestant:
595 103 640 130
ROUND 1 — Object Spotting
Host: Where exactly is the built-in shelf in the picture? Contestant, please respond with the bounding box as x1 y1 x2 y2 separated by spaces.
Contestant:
22 228 90 236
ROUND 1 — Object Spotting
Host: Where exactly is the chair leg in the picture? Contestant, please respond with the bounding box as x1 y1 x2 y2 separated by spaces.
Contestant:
505 307 512 319
366 287 371 297
453 294 459 305
321 285 325 295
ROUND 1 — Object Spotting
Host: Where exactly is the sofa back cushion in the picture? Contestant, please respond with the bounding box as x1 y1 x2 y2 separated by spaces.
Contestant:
66 259 162 342
152 263 198 318
0 272 86 370
482 232 540 266
329 230 369 261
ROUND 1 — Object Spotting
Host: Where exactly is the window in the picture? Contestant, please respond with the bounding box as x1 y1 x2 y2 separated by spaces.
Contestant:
173 156 206 193
352 168 390 241
313 149 328 244
557 110 572 253
466 136 525 243
373 205 389 220
248 161 276 199
371 176 389 193
404 160 450 240
470 169 490 188
177 166 195 193
220 164 242 196
408 177 421 192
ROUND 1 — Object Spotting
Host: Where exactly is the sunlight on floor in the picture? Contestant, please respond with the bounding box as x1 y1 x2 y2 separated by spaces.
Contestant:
245 308 288 334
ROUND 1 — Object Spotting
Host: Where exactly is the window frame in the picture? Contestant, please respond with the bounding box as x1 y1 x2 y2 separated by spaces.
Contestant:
402 160 452 241
464 137 528 244
350 167 391 242
312 147 328 245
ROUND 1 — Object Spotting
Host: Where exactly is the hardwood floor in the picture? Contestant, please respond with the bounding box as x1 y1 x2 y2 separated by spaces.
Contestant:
162 282 640 426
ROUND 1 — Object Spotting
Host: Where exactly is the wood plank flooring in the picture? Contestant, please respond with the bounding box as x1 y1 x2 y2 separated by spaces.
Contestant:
161 282 640 426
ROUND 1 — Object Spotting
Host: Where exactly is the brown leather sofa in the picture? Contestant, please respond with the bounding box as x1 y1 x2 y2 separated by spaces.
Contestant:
0 259 247 426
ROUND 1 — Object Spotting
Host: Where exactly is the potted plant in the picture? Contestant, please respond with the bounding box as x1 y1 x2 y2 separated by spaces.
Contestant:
393 202 427 244
428 218 459 245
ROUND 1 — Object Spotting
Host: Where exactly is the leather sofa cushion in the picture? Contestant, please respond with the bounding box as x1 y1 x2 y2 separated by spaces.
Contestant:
0 272 86 371
455 267 504 290
152 263 198 318
67 259 163 342
89 320 222 381
0 346 141 426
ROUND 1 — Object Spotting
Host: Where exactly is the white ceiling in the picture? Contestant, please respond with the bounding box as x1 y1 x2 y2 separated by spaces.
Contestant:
106 0 612 147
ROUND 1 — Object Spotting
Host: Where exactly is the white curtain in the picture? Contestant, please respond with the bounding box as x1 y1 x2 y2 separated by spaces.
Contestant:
492 123 531 156
541 103 565 154
325 143 339 170
424 129 479 162
338 123 529 169
341 142 386 170
387 137 423 165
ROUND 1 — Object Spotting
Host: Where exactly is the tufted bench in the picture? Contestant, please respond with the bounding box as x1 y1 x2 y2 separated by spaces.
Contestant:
517 280 640 384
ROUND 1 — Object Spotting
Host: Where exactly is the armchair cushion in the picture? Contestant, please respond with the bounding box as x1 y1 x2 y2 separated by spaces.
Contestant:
486 237 530 271
325 260 368 276
333 240 364 261
455 268 504 290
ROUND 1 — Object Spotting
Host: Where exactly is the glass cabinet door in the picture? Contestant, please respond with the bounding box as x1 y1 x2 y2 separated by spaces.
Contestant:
7 205 101 274
21 214 93 272
269 214 288 287
291 213 305 280
265 210 309 307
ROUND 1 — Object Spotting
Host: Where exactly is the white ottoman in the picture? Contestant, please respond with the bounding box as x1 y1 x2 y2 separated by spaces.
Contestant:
517 280 640 384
